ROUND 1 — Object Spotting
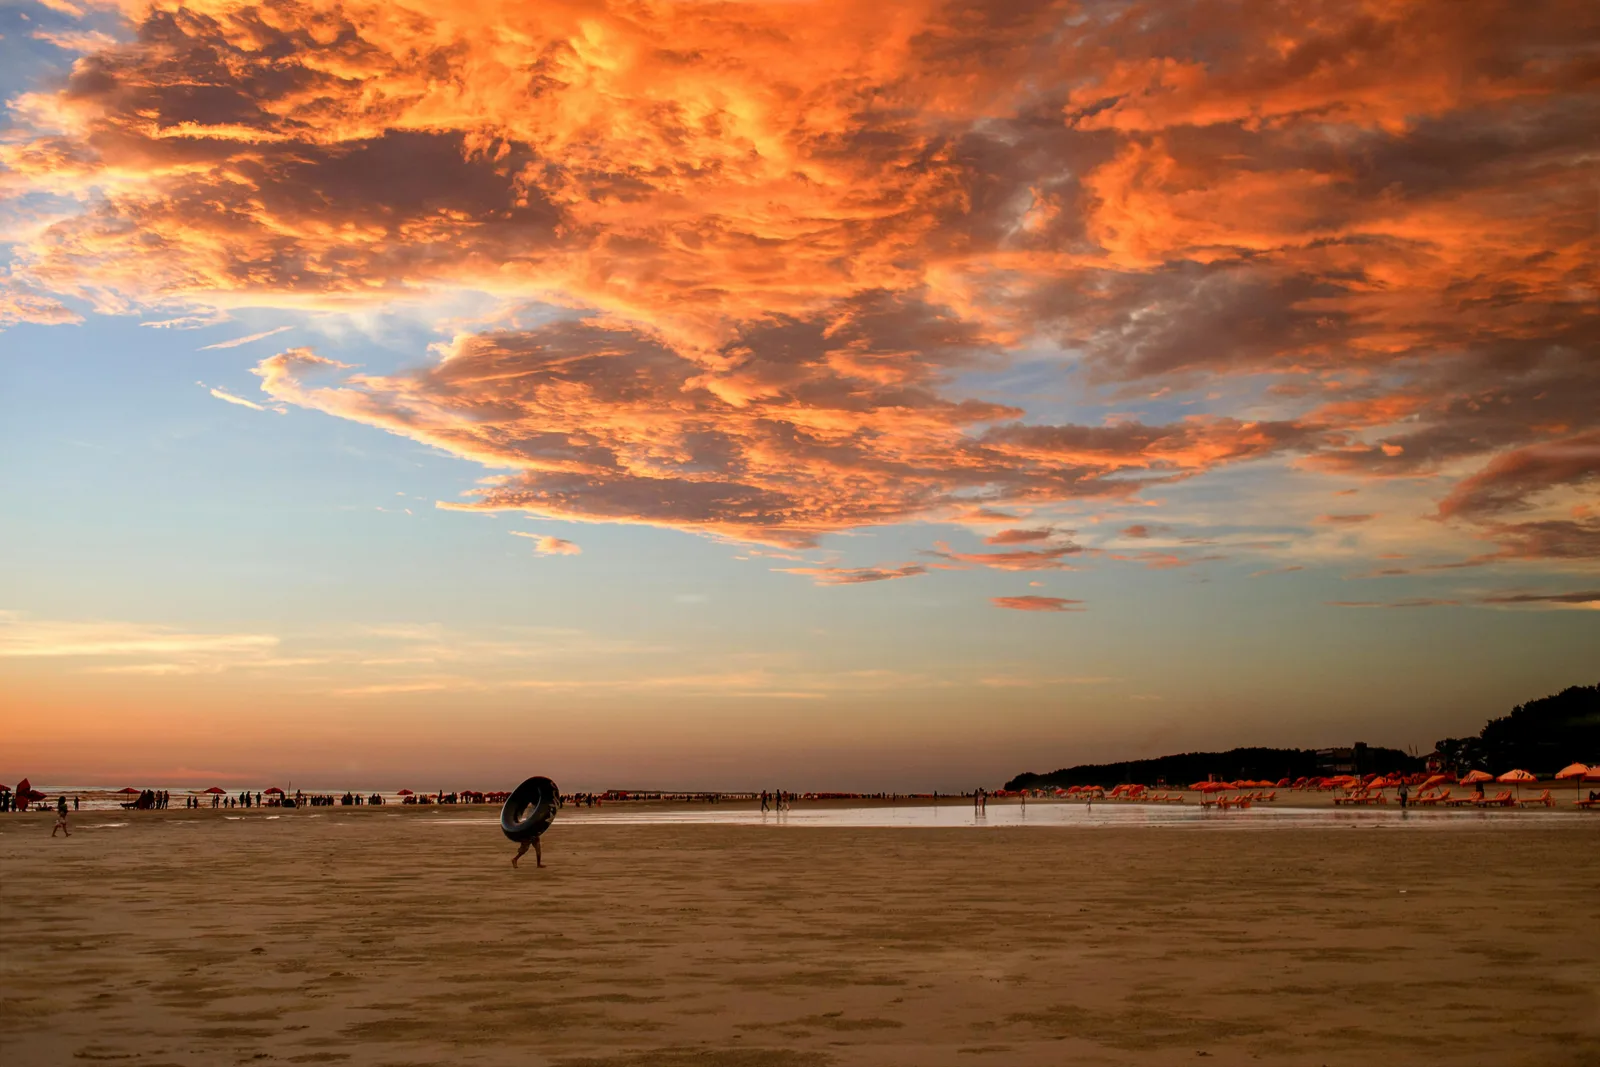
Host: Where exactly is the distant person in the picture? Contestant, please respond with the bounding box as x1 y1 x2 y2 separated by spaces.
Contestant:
1397 782 1409 809
73 795 79 811
52 795 71 837
760 790 769 812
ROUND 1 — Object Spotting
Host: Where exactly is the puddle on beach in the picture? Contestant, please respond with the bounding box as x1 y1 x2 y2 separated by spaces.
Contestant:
418 803 1586 831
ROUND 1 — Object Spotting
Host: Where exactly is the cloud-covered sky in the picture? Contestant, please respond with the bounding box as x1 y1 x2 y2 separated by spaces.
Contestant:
2 0 1595 787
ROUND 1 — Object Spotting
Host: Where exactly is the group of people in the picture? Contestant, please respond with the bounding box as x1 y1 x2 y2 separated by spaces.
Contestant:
0 790 64 814
759 790 793 812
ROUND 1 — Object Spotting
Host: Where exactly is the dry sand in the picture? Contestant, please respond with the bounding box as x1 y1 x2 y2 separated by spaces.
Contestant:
3 805 1598 1066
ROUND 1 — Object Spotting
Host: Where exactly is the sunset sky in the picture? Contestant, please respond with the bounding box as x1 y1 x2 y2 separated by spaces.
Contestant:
2 0 1596 790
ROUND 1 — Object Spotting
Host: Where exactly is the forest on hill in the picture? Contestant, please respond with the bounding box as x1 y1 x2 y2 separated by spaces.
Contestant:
1431 683 1599 774
1004 745 1420 791
1005 683 1599 790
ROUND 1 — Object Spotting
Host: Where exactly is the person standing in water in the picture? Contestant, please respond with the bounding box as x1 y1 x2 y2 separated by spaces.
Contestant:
52 795 71 837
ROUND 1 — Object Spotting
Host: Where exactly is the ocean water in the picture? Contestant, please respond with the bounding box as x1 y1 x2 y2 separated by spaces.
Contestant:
427 800 1588 830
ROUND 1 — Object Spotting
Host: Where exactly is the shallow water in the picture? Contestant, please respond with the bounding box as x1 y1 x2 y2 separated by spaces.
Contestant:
429 801 1590 830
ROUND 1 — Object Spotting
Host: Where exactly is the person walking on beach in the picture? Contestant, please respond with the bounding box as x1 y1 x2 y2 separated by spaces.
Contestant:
52 795 71 837
1397 781 1409 809
511 836 544 869
760 790 770 812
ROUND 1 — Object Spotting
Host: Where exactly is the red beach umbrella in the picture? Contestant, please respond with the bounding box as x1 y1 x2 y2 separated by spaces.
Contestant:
117 787 141 794
397 789 414 796
204 786 227 794
1460 770 1493 784
264 786 285 795
1188 781 1211 791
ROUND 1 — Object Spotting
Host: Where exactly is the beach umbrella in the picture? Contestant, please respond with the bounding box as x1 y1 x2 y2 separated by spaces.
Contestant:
1461 770 1493 784
397 788 414 796
1555 763 1588 803
264 786 285 795
1497 768 1536 800
204 786 226 794
1421 774 1451 789
116 787 141 794
1189 781 1211 791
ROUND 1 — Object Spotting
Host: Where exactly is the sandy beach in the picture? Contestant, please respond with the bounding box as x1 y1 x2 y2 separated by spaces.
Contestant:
3 805 1597 1067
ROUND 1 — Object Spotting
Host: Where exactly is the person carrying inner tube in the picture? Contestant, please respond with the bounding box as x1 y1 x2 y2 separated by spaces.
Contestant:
512 836 543 868
503 776 558 869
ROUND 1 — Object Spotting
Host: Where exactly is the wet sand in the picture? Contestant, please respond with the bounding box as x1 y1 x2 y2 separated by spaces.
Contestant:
2 806 1597 1066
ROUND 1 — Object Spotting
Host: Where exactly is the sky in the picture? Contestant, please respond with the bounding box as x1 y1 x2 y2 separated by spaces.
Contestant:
1 0 1596 791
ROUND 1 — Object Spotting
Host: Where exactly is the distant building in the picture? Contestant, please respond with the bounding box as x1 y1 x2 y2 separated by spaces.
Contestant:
1316 742 1370 776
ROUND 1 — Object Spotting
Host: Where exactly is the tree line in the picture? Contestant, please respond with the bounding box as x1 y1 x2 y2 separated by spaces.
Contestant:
1004 682 1599 789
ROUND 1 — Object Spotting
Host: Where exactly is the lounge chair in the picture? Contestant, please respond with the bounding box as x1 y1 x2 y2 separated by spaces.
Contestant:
1518 790 1553 808
1474 790 1514 807
1416 789 1449 806
1576 797 1598 809
1447 792 1482 807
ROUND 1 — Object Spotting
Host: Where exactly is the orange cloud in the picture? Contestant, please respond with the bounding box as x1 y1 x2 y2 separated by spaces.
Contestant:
926 540 1082 572
1 0 1594 566
992 596 1083 612
984 527 1054 545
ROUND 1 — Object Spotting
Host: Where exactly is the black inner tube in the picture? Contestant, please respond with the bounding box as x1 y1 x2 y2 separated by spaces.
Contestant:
501 776 558 842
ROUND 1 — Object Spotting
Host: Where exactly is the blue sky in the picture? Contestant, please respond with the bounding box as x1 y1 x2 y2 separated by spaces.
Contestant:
2 0 1595 788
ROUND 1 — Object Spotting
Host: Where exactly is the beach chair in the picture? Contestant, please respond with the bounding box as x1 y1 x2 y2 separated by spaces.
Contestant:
1416 789 1449 806
1576 797 1598 809
1261 791 1276 802
1474 790 1514 807
1518 789 1554 808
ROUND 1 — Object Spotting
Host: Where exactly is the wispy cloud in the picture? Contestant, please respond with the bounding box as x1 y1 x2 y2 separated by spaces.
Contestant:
0 614 278 662
778 564 927 586
199 326 292 351
31 29 117 52
1327 599 1462 609
1478 590 1600 607
509 531 581 555
926 540 1081 572
992 596 1085 612
199 381 280 413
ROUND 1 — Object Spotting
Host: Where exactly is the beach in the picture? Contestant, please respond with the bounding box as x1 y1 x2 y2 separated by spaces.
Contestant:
3 804 1597 1066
